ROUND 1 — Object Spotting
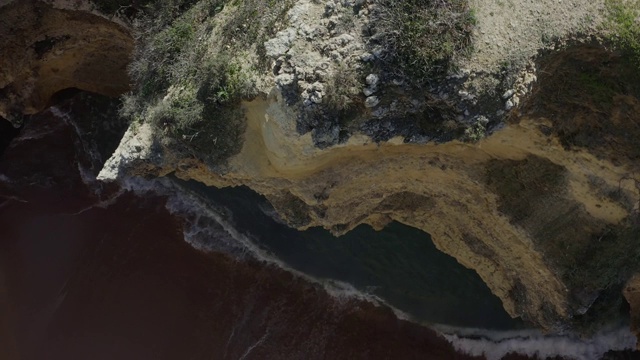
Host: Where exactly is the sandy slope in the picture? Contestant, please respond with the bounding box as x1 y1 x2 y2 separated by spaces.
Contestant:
464 0 604 72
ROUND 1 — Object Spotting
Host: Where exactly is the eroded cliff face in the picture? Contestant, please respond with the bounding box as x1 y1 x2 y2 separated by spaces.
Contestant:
100 43 640 331
0 0 132 124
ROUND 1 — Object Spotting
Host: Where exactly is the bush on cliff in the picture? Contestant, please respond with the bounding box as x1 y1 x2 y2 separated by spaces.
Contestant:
375 0 476 84
604 0 640 65
120 0 266 166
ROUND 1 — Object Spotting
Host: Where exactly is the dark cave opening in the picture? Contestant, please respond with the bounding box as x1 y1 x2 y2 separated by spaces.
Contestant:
0 117 21 157
46 87 83 109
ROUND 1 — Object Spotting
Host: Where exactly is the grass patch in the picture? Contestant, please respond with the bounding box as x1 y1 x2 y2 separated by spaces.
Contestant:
220 0 295 70
375 0 475 85
604 0 640 66
485 156 640 330
484 156 566 223
524 44 640 163
324 64 362 113
575 72 618 108
221 0 294 47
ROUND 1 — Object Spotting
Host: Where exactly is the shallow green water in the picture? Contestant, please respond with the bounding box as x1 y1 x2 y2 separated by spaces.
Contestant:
181 179 524 330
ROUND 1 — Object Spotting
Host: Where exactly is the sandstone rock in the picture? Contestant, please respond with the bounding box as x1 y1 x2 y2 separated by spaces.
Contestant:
360 52 374 62
0 0 133 125
366 73 379 86
505 99 515 110
97 123 160 182
276 73 296 87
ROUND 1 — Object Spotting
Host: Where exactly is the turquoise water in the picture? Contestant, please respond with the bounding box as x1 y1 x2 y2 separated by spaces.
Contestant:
180 180 524 330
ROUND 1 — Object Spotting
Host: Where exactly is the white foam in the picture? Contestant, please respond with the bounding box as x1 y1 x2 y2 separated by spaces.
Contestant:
51 106 104 186
119 177 402 309
62 188 126 216
436 323 636 360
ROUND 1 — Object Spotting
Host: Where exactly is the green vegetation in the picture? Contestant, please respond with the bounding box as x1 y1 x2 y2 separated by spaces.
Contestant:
523 43 640 163
376 0 475 84
462 122 486 142
485 156 640 331
604 0 640 65
120 0 293 166
575 72 618 109
324 64 362 113
559 223 640 295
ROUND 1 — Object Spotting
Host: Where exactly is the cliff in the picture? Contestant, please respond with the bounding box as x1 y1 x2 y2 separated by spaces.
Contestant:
0 0 132 124
3 0 640 337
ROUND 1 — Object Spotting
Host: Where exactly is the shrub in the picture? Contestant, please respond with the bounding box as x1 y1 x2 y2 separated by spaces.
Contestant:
324 64 362 113
604 0 640 65
120 0 263 166
220 0 295 69
375 0 476 85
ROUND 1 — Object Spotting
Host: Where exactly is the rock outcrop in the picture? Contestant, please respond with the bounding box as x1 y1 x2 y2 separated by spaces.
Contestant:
102 44 640 332
0 90 490 360
0 0 132 125
106 100 637 329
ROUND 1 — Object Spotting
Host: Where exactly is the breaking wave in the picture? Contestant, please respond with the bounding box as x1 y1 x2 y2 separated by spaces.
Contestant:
437 324 636 360
120 177 404 310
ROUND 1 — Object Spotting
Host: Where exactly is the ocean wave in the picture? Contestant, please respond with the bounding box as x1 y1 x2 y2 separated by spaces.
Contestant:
119 177 404 312
435 323 636 360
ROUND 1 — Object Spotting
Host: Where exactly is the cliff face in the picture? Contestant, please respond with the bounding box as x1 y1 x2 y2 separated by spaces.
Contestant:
3 0 640 337
97 0 640 332
0 0 132 125
102 63 640 331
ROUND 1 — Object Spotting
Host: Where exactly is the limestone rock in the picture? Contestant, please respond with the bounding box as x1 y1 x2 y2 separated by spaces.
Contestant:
97 123 161 182
365 95 380 108
264 28 297 58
